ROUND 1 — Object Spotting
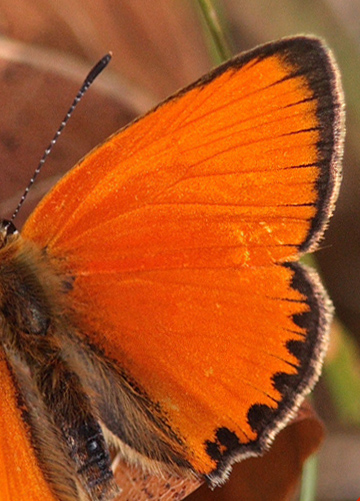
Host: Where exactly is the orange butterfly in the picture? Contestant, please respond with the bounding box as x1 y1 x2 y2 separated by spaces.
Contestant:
0 36 344 500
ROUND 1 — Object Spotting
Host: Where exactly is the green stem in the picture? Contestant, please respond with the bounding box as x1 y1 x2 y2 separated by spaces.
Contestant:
324 324 360 425
299 454 318 501
197 0 232 63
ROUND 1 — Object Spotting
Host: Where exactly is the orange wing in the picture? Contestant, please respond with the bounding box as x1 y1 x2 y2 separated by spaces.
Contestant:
0 350 57 501
22 37 344 482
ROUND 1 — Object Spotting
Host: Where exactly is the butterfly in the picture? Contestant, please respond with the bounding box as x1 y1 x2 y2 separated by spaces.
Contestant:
0 35 344 500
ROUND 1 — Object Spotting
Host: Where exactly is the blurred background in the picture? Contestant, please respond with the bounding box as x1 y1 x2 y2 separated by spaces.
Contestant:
0 1 358 500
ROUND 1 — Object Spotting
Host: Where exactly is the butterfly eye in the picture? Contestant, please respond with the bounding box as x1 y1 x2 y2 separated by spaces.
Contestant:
3 220 18 236
0 220 18 248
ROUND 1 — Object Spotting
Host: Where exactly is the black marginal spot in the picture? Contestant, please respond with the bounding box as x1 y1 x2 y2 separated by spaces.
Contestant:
205 428 241 463
247 404 277 435
286 339 308 362
272 372 302 400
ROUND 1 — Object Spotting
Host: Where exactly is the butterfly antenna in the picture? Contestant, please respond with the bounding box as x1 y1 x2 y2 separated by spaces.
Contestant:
9 52 112 223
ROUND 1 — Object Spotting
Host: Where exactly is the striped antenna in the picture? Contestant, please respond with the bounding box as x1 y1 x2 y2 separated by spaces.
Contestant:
9 53 112 223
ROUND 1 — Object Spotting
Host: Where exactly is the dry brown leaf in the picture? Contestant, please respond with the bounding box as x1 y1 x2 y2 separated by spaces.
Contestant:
0 0 210 99
113 460 203 501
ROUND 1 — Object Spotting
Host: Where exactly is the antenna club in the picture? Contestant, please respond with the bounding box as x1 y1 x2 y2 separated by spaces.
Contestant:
86 53 112 84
